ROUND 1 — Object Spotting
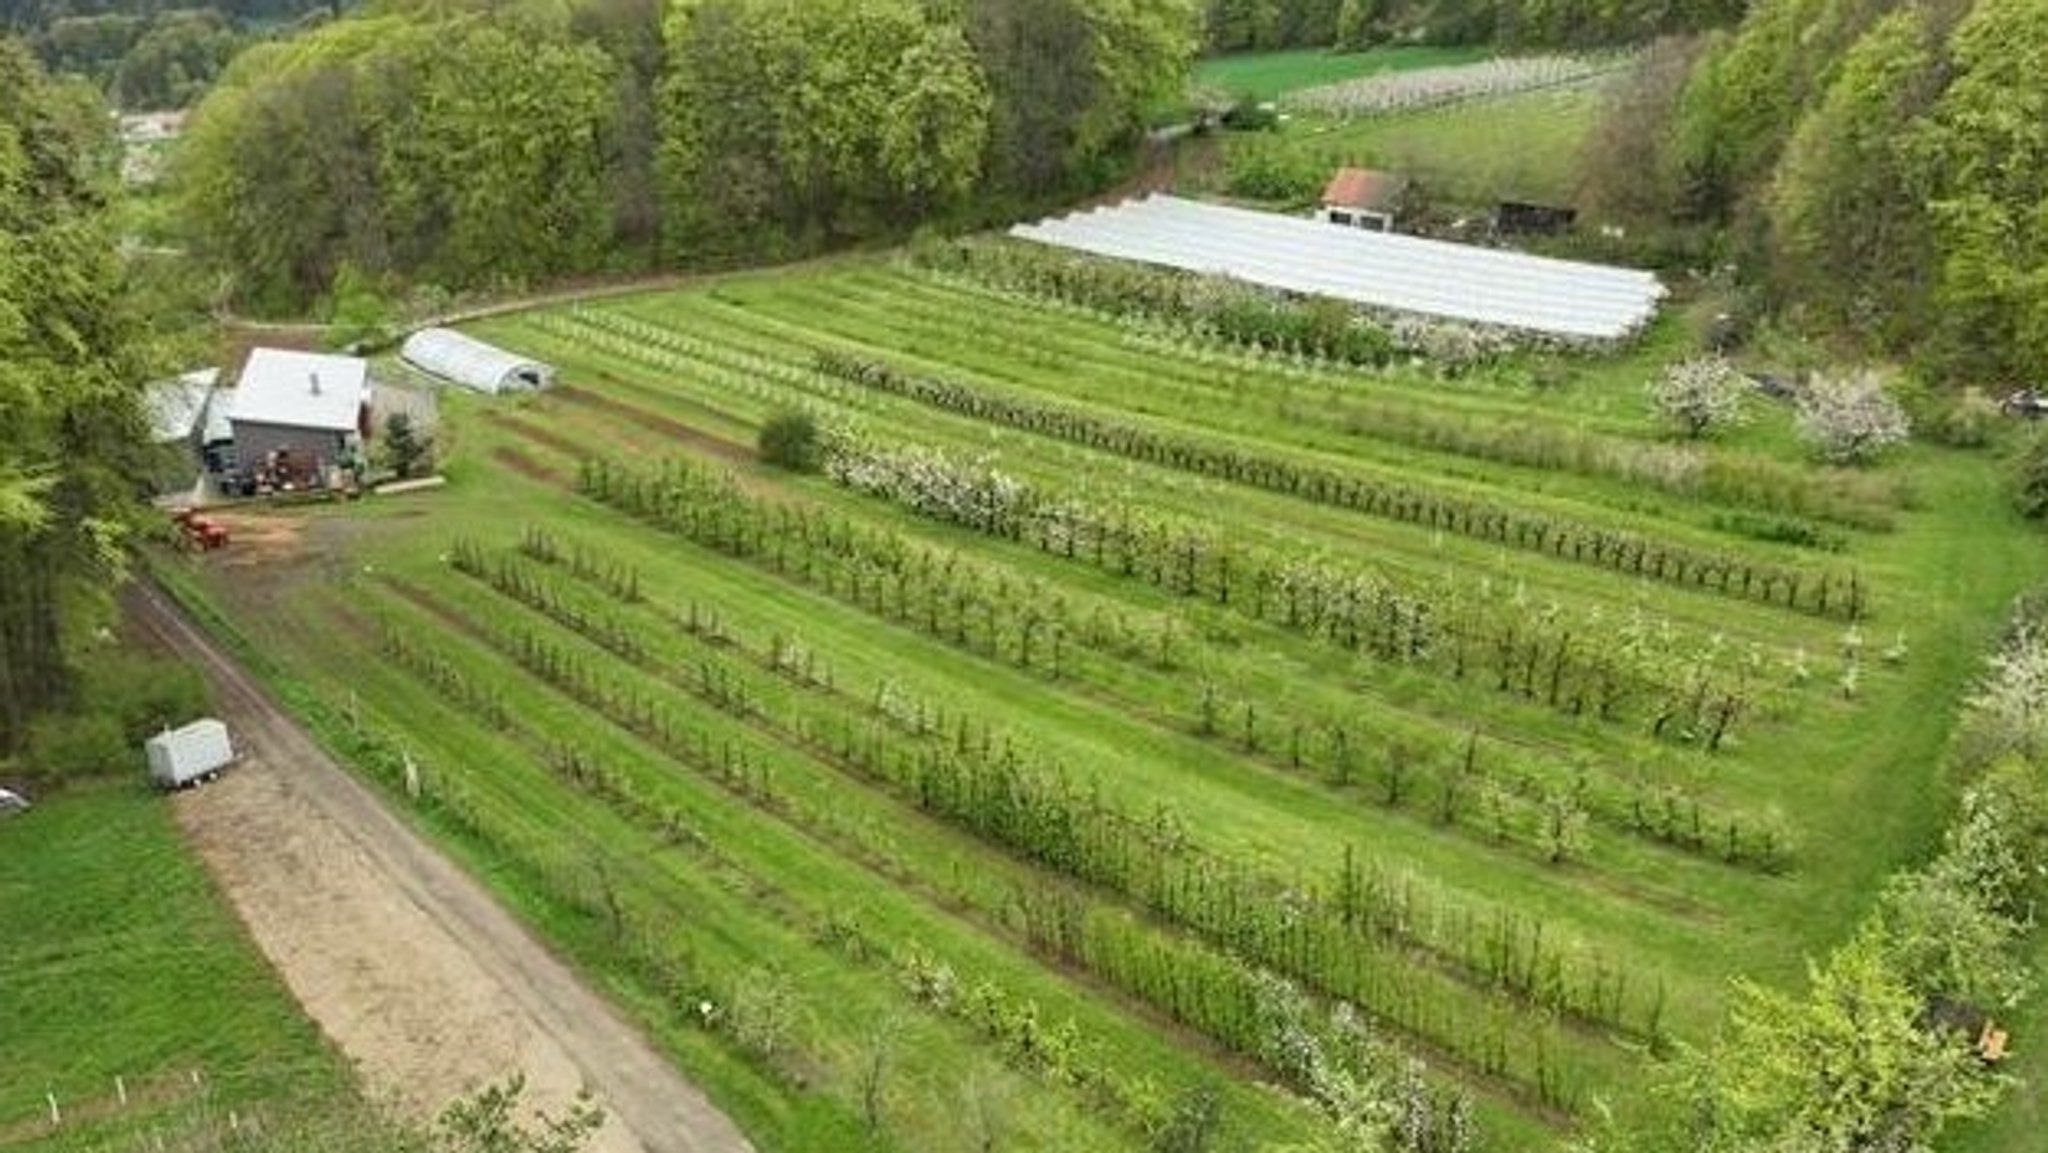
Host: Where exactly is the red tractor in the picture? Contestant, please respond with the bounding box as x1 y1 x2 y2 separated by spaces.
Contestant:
171 508 230 552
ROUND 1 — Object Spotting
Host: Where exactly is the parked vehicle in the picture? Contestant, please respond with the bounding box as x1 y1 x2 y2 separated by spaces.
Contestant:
0 786 29 815
145 719 235 789
2000 389 2048 419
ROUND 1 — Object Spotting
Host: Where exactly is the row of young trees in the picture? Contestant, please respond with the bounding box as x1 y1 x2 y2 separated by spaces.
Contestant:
809 347 1868 619
1583 0 2048 384
1197 0 1742 53
175 0 1197 314
440 533 1622 1115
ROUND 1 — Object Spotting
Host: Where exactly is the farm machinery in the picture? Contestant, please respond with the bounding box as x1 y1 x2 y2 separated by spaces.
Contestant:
171 508 230 551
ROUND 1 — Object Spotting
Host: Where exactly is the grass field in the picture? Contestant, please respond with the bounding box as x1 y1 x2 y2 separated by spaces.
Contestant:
1200 82 1608 208
151 250 2047 1152
1193 45 1490 102
0 784 370 1150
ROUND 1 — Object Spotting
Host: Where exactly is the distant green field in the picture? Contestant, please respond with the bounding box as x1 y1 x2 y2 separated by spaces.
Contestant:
1193 45 1489 102
1308 83 1606 203
1204 83 1607 208
0 785 367 1150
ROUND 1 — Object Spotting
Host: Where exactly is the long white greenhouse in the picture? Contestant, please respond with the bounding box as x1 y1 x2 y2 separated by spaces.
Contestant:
400 327 554 394
1009 195 1664 341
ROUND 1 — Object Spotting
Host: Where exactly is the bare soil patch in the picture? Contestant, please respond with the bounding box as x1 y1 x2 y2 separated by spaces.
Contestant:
129 583 754 1153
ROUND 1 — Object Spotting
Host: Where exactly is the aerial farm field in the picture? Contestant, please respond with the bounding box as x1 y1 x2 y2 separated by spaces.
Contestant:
151 243 2047 1152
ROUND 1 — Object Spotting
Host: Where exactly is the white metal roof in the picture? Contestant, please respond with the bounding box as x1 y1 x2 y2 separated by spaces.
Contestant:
144 367 219 442
400 327 553 394
1008 195 1664 341
227 349 368 432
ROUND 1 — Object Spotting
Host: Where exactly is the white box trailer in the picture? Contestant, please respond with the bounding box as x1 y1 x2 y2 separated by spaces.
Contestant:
145 719 234 789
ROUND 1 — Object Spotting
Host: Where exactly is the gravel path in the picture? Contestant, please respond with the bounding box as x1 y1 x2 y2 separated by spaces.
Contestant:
129 581 755 1153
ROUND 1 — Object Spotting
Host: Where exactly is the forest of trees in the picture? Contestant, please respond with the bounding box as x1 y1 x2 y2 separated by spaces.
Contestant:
0 40 158 754
1580 0 2048 385
172 0 1196 315
11 1 347 109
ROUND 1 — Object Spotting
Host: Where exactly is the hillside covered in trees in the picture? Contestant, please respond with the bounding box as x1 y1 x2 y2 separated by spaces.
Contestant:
172 0 1194 315
1581 0 2048 385
10 1 347 109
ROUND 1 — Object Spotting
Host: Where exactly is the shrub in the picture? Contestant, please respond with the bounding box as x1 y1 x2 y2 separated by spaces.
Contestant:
382 412 436 479
1924 386 2000 449
81 648 209 743
2013 431 2048 519
757 409 820 472
23 710 129 785
1646 356 1749 439
1794 369 1912 464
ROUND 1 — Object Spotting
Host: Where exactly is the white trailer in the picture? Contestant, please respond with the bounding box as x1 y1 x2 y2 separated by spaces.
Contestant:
145 719 235 789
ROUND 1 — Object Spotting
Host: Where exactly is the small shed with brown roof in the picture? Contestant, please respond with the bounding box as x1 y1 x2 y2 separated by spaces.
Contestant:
1319 167 1408 233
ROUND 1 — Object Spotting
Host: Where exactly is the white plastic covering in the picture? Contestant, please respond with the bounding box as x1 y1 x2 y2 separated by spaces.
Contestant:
401 328 554 394
145 368 219 442
1009 195 1665 341
144 718 233 788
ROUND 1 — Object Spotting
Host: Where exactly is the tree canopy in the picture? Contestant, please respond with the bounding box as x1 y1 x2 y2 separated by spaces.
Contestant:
173 0 1198 314
0 38 155 751
1585 0 2048 385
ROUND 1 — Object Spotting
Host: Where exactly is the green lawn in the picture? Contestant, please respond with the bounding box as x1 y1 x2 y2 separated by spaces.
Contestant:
1193 45 1490 102
150 250 2048 1153
0 784 372 1150
1204 83 1608 207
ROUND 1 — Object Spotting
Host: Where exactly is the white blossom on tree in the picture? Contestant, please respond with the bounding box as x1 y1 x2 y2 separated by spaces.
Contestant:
1645 357 1749 439
1959 623 2048 766
1794 369 1912 464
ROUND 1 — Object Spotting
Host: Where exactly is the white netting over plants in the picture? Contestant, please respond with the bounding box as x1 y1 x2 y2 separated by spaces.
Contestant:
1008 195 1664 341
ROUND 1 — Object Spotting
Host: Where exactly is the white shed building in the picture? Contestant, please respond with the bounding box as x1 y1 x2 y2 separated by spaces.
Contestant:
401 328 554 394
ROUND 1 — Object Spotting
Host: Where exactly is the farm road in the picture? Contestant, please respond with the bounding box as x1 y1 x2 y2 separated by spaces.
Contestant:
128 581 755 1153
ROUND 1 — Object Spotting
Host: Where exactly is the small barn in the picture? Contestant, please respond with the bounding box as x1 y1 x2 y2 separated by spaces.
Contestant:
1319 167 1409 233
224 348 370 489
401 328 554 395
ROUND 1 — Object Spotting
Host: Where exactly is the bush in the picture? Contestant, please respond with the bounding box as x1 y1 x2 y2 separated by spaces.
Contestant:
382 412 436 480
2014 432 2048 519
23 710 130 785
758 409 821 472
1921 386 2000 449
80 648 210 743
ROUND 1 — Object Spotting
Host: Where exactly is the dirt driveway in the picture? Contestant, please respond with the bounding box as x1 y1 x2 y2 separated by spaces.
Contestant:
128 582 754 1153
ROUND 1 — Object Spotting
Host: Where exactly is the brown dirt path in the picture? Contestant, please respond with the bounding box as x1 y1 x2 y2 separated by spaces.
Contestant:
126 581 755 1153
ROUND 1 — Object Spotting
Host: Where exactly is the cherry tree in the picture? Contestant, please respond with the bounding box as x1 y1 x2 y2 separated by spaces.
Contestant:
1646 357 1749 439
1795 369 1912 463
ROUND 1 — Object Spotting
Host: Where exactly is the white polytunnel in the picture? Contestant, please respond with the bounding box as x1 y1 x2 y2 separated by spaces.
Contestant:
1009 194 1665 342
400 327 555 394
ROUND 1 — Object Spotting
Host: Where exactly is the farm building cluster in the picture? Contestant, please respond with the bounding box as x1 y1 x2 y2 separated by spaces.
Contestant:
146 330 550 499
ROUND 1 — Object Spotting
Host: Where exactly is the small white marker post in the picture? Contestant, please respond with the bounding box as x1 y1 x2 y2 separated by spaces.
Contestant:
45 1090 59 1126
404 750 421 801
116 1075 127 1106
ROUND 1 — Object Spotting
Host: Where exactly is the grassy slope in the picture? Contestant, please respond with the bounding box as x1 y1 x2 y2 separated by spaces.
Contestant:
1193 45 1490 102
0 783 366 1150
